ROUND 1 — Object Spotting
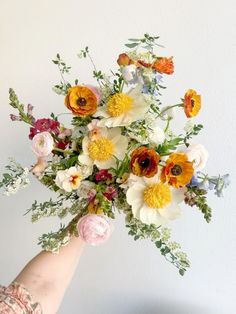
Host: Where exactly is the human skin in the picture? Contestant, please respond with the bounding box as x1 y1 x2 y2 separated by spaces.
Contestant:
14 236 85 314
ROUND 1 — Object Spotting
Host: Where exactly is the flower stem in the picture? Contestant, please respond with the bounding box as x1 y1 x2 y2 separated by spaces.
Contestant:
159 103 183 117
53 147 72 155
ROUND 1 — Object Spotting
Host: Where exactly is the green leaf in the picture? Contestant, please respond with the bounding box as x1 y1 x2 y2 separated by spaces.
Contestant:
125 43 139 48
155 240 162 248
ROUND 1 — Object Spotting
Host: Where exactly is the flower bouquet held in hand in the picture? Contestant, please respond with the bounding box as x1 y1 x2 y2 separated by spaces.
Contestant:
1 34 229 275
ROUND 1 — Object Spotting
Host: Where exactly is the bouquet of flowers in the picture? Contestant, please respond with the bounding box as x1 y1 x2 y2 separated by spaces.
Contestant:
0 34 229 275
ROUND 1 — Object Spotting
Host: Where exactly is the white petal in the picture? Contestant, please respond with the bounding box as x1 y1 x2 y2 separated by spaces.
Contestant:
159 203 181 220
139 206 165 226
171 187 187 204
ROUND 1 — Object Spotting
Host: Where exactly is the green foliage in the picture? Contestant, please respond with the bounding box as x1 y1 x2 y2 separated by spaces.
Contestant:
52 53 72 95
125 33 162 51
185 186 212 223
8 89 34 125
126 217 190 275
183 124 203 147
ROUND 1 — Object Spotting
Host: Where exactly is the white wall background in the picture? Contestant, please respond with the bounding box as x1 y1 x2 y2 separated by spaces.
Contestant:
0 0 236 313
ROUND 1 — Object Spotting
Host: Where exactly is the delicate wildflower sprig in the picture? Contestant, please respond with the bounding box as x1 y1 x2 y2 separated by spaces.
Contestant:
185 186 212 222
126 217 190 275
125 33 163 52
52 54 72 95
9 89 35 125
0 158 30 196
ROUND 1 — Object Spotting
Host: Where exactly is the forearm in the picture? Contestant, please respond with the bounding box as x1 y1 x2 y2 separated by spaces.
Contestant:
14 236 85 314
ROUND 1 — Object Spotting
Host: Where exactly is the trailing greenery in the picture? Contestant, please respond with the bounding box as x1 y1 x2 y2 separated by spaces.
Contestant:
126 217 190 275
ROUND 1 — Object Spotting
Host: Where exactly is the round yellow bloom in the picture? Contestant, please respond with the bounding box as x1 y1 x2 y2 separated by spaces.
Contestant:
143 183 171 208
88 137 114 161
106 93 132 117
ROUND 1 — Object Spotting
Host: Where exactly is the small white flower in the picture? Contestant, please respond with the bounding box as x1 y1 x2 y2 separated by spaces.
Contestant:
148 121 165 145
121 64 138 84
55 166 89 193
185 144 209 171
77 181 96 198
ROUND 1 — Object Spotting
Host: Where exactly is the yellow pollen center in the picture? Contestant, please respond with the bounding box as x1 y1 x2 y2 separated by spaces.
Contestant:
88 137 114 161
69 173 81 187
143 183 171 208
106 93 132 117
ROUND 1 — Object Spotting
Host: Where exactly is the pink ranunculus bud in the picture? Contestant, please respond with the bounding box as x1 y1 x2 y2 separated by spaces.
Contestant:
32 131 54 157
27 104 34 115
77 214 113 246
10 114 21 121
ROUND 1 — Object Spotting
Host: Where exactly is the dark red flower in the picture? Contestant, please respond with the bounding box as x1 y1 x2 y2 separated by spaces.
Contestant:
95 169 113 182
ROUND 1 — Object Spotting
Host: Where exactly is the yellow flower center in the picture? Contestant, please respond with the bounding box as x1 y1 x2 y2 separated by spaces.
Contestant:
69 173 81 187
143 183 171 208
88 137 114 161
106 93 132 117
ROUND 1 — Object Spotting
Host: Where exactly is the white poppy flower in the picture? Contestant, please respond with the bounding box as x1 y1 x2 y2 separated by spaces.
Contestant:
94 85 149 127
126 174 186 226
79 127 128 169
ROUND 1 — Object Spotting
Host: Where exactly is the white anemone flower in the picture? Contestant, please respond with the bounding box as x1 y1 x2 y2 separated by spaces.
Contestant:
126 174 186 226
79 127 128 169
94 85 149 127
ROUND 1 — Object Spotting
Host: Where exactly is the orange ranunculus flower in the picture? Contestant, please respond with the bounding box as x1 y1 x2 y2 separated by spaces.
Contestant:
183 89 201 118
117 53 133 66
65 85 97 116
130 146 160 178
161 152 194 188
152 57 174 75
136 60 152 68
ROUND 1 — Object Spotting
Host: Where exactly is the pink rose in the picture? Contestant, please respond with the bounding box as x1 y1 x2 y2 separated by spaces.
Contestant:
32 131 54 157
77 214 113 246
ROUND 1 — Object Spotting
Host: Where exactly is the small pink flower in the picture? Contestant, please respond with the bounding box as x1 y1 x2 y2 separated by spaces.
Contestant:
103 185 117 200
77 214 113 246
10 114 21 121
32 131 54 157
95 169 113 181
58 128 72 139
85 85 102 103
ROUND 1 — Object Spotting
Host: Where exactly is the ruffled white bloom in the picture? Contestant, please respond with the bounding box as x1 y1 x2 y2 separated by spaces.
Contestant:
121 64 138 84
79 126 128 169
32 131 54 157
94 85 149 127
148 121 165 145
185 144 209 171
126 174 186 225
55 165 92 193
